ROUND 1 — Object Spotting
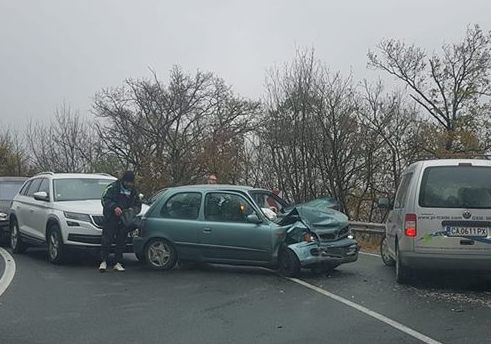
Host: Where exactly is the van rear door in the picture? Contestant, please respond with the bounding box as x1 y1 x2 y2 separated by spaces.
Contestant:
415 163 491 255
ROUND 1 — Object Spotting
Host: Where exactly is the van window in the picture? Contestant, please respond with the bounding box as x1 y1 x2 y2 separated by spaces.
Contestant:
419 166 491 209
394 173 413 209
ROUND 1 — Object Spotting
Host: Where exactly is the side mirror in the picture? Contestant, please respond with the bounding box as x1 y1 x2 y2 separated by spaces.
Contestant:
34 191 50 202
247 214 262 224
377 198 393 209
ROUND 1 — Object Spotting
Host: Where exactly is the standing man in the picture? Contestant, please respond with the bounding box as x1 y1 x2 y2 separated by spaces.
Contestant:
99 171 141 272
207 173 218 184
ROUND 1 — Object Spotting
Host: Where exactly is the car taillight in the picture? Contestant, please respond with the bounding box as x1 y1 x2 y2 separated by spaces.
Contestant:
404 214 417 237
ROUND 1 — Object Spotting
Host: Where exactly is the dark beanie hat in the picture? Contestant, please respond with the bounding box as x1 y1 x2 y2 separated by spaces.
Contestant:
121 171 135 182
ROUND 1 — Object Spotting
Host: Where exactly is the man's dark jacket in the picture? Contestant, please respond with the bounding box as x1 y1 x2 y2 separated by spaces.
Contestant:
101 180 142 222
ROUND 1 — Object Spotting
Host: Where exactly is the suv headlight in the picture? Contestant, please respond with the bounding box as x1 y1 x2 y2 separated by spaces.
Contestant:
64 212 91 223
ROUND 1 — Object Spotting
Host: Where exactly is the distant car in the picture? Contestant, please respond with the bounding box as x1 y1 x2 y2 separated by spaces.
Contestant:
133 185 359 276
378 159 491 283
0 176 28 246
9 172 121 264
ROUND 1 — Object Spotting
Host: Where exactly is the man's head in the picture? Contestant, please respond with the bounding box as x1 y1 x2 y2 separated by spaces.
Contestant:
121 171 136 189
207 174 218 184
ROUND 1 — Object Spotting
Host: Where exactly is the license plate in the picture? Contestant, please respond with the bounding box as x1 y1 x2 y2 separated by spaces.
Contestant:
446 226 489 237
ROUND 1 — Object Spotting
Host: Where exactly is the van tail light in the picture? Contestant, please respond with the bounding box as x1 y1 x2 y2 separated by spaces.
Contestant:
404 214 417 237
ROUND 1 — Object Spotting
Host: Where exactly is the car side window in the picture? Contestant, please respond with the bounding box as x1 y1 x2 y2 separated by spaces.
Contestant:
394 173 413 209
205 193 255 223
20 181 32 196
26 179 42 197
161 192 202 220
38 178 50 195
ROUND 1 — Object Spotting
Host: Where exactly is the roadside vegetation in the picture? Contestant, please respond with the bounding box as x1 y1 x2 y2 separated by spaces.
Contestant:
1 25 490 223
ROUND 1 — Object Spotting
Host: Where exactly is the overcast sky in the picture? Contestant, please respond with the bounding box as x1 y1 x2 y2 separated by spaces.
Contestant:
1 0 490 129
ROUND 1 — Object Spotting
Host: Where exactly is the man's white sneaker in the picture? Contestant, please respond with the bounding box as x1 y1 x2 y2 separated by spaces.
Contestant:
113 263 125 272
99 261 107 272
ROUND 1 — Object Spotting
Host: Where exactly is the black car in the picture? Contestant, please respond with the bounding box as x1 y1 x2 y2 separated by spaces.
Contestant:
0 176 28 246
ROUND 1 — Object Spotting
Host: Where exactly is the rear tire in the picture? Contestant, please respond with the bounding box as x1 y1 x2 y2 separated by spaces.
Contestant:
10 218 27 254
145 239 178 271
278 248 301 277
47 224 66 265
380 235 395 266
395 242 411 284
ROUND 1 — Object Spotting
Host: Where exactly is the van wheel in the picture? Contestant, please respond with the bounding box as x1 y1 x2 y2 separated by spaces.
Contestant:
10 218 27 253
278 248 301 277
47 224 66 264
380 235 395 266
395 242 411 284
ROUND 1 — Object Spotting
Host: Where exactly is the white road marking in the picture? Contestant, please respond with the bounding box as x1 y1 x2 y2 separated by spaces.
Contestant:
0 248 16 297
359 251 381 258
288 277 443 344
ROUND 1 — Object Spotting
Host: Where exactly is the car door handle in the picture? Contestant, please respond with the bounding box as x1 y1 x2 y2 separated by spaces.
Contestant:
202 228 212 233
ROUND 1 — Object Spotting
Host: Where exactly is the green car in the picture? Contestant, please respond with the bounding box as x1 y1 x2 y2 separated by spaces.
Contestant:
133 185 359 276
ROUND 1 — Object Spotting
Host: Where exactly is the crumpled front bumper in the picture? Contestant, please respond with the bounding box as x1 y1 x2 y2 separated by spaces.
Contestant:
288 238 359 267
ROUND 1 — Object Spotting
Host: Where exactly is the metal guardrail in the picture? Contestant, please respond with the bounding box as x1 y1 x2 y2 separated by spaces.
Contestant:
349 221 386 235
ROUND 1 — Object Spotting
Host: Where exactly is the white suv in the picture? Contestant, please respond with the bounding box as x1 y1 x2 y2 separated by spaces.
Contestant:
9 172 117 264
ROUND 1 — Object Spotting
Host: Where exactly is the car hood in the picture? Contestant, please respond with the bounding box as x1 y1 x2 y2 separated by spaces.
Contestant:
278 198 349 243
55 200 104 216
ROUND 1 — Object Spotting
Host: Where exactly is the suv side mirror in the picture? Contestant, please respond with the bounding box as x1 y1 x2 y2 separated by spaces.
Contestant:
377 198 393 209
34 191 49 202
247 214 262 224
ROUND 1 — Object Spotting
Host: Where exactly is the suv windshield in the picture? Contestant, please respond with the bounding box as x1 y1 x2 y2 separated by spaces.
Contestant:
54 178 114 202
0 182 25 200
419 166 491 209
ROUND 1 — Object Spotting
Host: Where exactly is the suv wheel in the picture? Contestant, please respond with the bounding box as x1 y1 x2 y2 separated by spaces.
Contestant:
47 224 66 264
395 241 411 284
380 235 395 266
10 218 27 253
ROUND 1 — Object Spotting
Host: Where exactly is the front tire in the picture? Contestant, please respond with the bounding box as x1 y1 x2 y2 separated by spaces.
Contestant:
10 218 27 253
380 235 395 266
145 239 178 271
278 248 301 277
47 225 66 264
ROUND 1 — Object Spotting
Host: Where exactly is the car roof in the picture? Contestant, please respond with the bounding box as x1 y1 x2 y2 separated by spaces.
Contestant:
409 159 491 169
30 173 117 180
166 184 270 193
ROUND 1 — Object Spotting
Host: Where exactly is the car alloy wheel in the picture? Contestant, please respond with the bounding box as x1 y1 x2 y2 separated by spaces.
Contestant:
10 219 26 253
145 239 177 271
47 225 65 264
380 236 395 266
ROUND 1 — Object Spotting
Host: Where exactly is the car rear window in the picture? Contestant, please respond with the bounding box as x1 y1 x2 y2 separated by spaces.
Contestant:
0 182 25 200
419 166 491 209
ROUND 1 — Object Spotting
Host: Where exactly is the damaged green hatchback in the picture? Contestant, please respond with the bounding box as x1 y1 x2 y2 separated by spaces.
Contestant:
133 185 359 276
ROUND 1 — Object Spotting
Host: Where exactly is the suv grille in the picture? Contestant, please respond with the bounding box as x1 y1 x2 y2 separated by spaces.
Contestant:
91 216 105 228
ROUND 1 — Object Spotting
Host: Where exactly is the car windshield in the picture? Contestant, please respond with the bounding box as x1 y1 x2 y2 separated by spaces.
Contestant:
419 166 491 209
53 178 114 202
0 182 25 201
248 191 289 221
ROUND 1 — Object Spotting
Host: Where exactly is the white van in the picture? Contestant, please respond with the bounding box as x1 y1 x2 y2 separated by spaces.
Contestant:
379 159 491 283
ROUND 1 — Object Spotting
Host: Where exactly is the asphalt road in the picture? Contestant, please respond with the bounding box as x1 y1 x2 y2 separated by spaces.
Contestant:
0 248 489 344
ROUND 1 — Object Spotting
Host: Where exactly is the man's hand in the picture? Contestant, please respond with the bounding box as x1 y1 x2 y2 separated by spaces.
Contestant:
114 207 123 217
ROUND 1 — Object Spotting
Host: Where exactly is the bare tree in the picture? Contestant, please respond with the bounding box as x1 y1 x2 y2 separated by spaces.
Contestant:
368 25 491 153
0 129 30 176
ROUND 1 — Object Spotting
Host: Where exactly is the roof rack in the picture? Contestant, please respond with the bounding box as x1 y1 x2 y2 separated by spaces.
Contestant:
415 154 491 161
34 171 55 176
